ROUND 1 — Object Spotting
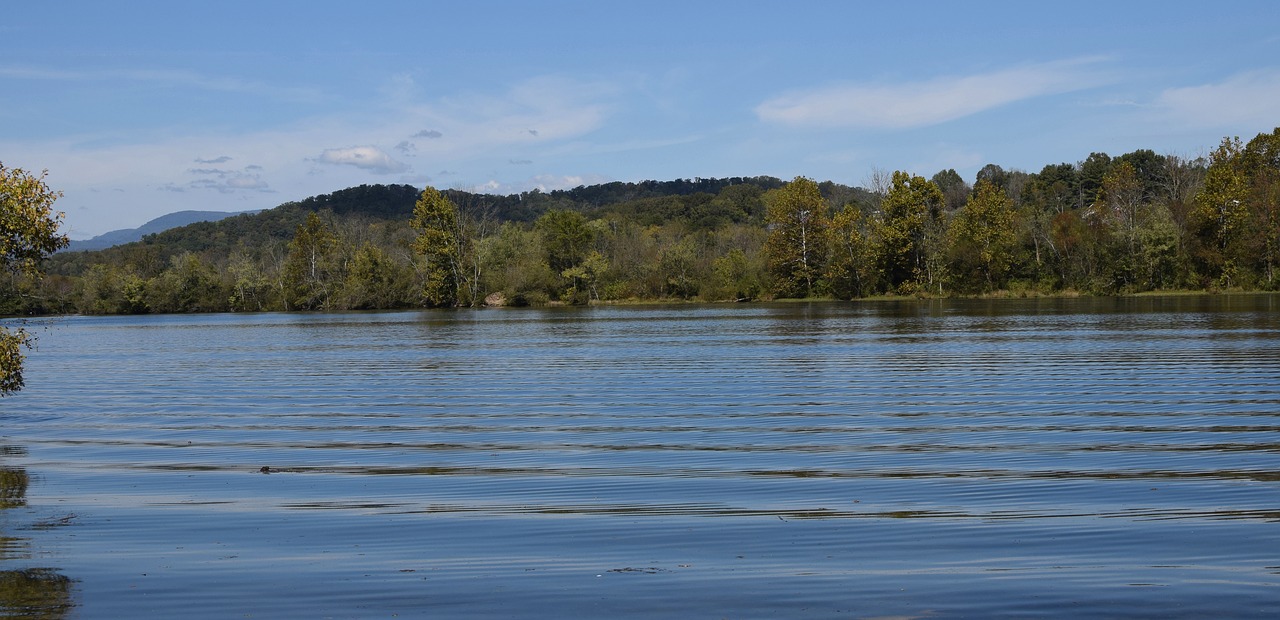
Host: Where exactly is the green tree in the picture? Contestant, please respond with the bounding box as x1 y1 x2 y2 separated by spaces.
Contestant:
873 171 944 293
227 251 272 312
148 251 224 313
1135 203 1181 290
283 212 343 310
657 235 700 299
709 247 763 301
764 176 830 298
1239 128 1280 288
975 164 1008 192
1094 162 1145 289
825 204 873 299
410 186 463 307
931 168 970 211
948 179 1017 292
1188 137 1249 287
481 222 556 305
536 209 594 274
1050 209 1099 290
342 242 411 310
1078 152 1113 208
1 164 69 395
1114 148 1169 203
561 251 610 303
535 209 595 300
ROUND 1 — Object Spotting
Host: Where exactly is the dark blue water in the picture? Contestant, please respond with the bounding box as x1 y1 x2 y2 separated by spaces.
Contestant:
3 297 1279 618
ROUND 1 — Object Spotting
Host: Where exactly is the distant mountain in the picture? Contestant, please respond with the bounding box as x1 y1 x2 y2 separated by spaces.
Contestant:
66 210 260 252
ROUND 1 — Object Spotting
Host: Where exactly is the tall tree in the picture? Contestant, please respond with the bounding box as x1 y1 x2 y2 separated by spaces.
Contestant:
1 164 69 395
764 177 830 298
873 171 944 293
1239 128 1280 288
1114 149 1169 203
1188 137 1248 286
410 186 463 307
825 204 873 299
283 212 342 310
975 164 1008 192
1078 152 1113 209
948 179 1017 291
535 209 594 274
1095 162 1145 289
931 168 970 211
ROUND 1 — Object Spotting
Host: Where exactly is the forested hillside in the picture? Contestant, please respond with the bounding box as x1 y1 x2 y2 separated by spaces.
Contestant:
10 127 1279 315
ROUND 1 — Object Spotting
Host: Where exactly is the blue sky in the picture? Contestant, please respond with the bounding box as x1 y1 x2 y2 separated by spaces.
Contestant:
3 1 1279 239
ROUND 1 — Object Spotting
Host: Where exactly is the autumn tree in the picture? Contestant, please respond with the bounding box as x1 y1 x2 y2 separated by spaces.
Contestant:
1 164 69 395
410 186 463 307
764 176 830 298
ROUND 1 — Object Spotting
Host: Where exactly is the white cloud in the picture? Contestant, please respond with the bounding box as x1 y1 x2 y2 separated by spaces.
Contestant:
1153 69 1280 129
476 173 613 195
756 59 1108 130
315 146 409 174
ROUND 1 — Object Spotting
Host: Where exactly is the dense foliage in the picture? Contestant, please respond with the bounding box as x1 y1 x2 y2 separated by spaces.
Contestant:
18 127 1280 317
1 163 69 395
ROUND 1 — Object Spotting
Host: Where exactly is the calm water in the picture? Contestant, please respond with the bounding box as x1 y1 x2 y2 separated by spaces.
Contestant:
2 297 1279 618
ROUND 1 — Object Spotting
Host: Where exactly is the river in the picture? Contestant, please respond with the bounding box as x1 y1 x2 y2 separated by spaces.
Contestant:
3 296 1279 618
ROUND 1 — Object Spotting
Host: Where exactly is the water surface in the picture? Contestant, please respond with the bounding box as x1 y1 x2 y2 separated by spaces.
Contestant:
3 296 1279 618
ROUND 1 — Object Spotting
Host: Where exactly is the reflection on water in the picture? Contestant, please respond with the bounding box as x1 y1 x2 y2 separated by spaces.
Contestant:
0 570 74 620
0 466 26 510
1 448 75 619
1 295 1279 618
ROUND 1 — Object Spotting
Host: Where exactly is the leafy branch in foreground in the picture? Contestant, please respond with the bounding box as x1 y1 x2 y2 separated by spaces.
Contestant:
1 163 69 395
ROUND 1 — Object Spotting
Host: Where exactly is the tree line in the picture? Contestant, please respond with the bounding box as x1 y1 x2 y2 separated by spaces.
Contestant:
10 127 1280 318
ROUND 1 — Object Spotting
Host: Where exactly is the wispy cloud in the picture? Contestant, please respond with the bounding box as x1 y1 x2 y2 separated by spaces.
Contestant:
163 165 271 193
0 64 321 102
2 74 619 235
314 146 409 174
413 129 443 139
755 59 1109 130
1153 69 1280 129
